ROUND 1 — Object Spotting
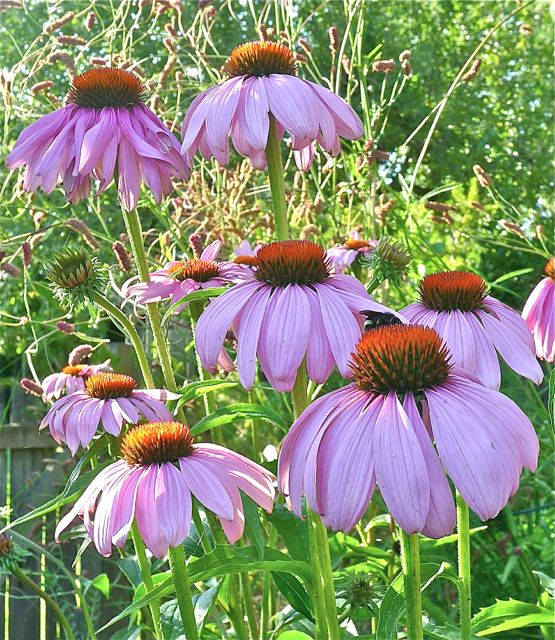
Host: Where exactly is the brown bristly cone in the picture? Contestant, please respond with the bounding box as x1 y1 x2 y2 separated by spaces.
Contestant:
57 35 87 47
112 241 132 272
0 1 24 11
189 233 205 258
22 242 32 267
20 378 44 397
329 25 339 56
462 59 481 82
470 201 484 210
85 11 96 30
31 81 54 95
473 164 493 187
65 218 100 250
425 201 457 213
57 320 75 334
68 344 93 365
399 49 411 62
298 38 311 53
43 11 75 33
372 59 396 73
500 220 525 238
402 60 411 77
300 224 320 240
1 263 21 277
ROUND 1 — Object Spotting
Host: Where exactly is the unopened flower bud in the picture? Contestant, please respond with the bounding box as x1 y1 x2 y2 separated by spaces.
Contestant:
328 25 339 56
65 218 100 250
56 320 75 334
473 164 493 187
112 241 132 272
45 248 104 308
84 11 96 30
401 60 411 77
462 58 481 82
500 219 525 238
399 49 411 62
31 80 54 95
21 241 32 267
189 233 205 258
372 59 396 73
56 35 87 47
471 200 484 210
20 378 44 397
43 11 75 33
68 344 93 366
361 236 410 287
1 263 20 277
425 201 457 213
298 38 311 53
300 224 320 240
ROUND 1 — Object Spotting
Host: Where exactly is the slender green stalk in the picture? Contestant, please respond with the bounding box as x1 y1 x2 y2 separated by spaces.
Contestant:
400 531 423 640
265 114 289 240
292 364 340 640
240 572 259 640
121 209 180 396
132 523 162 640
12 567 76 640
93 292 154 388
456 492 472 640
168 545 200 640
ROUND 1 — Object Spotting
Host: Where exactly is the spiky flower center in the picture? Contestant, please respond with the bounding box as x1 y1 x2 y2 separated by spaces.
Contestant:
0 534 12 556
121 422 194 465
85 373 137 399
419 271 486 312
254 240 331 287
223 41 297 77
68 68 146 109
234 255 259 266
344 238 371 250
351 325 452 395
167 259 220 282
62 364 86 376
544 257 555 281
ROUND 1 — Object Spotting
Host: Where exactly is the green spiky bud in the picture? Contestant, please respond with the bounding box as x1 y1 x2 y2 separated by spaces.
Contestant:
45 248 104 309
0 534 27 575
360 236 411 287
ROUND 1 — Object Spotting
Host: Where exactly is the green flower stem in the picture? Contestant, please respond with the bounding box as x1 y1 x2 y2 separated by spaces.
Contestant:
121 209 181 400
292 364 340 640
456 491 472 640
92 292 154 389
265 114 289 241
131 523 162 640
168 545 200 640
400 530 423 640
12 566 76 640
240 571 259 640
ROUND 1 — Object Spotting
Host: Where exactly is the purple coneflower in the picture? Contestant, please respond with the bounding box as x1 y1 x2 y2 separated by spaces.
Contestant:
326 230 377 274
401 271 543 389
55 421 275 557
181 41 364 170
278 324 539 535
42 359 111 400
195 240 397 392
122 240 245 310
7 68 188 210
40 372 178 454
522 257 555 363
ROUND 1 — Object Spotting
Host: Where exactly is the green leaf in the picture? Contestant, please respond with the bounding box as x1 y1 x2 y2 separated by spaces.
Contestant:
160 586 219 640
534 571 555 597
161 287 228 325
472 598 555 636
491 267 533 285
548 368 555 435
191 403 288 435
98 545 312 632
84 573 110 599
175 379 239 410
268 504 310 562
277 632 313 640
272 572 314 622
242 495 266 559
423 621 483 640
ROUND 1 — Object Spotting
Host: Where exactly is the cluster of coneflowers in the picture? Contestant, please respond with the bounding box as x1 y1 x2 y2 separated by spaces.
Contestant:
5 38 553 640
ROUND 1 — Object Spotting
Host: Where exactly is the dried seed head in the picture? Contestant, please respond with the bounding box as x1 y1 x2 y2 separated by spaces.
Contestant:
56 320 75 334
68 344 93 366
372 59 396 73
473 164 492 187
328 25 339 55
462 58 481 82
31 81 54 95
20 378 44 397
112 241 132 272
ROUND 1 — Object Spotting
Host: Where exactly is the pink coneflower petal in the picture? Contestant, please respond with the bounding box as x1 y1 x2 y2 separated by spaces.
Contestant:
522 262 555 362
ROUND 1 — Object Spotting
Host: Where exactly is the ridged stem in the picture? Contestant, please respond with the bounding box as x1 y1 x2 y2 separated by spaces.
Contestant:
456 492 472 640
400 531 423 640
131 523 162 640
168 545 200 640
265 114 289 241
292 364 340 640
